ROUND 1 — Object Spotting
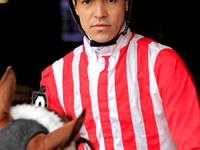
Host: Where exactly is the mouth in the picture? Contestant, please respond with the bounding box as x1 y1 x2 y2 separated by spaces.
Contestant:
92 23 111 31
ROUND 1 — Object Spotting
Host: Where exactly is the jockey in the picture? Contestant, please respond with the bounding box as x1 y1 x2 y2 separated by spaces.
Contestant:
40 0 200 149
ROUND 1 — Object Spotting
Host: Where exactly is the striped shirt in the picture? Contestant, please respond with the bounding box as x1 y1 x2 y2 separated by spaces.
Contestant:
41 29 200 150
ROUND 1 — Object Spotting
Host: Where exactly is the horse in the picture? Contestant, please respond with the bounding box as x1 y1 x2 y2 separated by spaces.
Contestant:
0 66 95 150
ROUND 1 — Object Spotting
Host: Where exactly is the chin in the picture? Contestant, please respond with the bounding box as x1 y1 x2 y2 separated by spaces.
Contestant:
89 32 115 43
91 34 115 43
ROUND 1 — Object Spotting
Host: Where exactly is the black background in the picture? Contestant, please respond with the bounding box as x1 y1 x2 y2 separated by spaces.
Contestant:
0 0 199 95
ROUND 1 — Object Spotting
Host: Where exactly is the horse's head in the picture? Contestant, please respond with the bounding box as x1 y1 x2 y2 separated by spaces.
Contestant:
0 67 95 150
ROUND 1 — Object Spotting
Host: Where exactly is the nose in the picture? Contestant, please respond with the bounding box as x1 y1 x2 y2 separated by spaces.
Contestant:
94 2 108 19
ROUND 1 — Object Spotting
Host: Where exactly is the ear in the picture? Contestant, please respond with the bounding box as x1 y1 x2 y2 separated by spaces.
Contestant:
125 0 129 11
0 66 16 130
0 66 16 112
31 109 86 150
67 108 86 144
72 0 79 16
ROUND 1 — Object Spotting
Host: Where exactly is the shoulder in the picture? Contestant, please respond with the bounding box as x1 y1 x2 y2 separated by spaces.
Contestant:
154 48 188 73
144 37 190 77
41 45 83 79
132 33 192 85
153 44 195 98
41 52 72 78
131 33 179 67
154 47 192 87
130 32 172 57
153 47 189 81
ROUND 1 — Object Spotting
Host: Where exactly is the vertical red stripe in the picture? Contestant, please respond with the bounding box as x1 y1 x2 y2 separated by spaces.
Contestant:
97 56 114 150
62 51 84 150
137 37 160 150
79 46 100 150
63 52 76 118
115 44 137 150
41 65 64 116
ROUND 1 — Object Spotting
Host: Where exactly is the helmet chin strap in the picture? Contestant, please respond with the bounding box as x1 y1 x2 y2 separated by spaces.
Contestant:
90 20 130 47
90 35 118 47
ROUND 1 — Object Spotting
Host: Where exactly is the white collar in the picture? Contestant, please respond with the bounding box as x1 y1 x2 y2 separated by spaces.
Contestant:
84 28 132 62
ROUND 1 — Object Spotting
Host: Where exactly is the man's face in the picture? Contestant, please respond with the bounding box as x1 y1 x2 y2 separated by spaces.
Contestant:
73 0 129 43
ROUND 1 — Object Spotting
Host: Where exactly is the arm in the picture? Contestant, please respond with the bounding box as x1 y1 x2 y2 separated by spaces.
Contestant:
40 65 65 116
154 49 200 150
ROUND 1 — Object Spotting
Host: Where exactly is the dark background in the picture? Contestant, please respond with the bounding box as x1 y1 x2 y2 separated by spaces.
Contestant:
0 1 199 95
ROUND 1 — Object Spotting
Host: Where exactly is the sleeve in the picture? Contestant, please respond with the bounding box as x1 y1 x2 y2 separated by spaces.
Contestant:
154 48 200 150
40 65 65 116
